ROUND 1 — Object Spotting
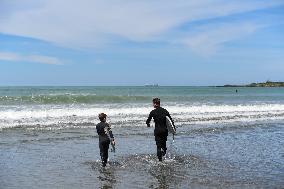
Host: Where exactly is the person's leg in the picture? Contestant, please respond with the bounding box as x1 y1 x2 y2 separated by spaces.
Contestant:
161 135 167 156
99 142 106 166
100 141 110 167
103 142 109 164
155 136 163 161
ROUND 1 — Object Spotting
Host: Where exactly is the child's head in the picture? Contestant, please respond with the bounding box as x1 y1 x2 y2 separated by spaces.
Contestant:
98 113 107 122
152 98 160 108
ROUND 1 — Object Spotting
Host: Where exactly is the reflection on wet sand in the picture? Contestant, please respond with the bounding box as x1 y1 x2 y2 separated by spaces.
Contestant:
89 154 199 189
90 161 118 189
98 167 116 189
149 163 186 189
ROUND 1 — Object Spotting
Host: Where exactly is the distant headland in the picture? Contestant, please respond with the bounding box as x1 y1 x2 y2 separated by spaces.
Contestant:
218 81 284 87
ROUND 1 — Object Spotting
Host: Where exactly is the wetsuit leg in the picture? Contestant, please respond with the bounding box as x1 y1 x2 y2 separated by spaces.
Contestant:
99 140 110 166
161 139 167 156
155 135 167 161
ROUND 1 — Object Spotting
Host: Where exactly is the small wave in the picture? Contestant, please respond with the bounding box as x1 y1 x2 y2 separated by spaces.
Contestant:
0 94 151 105
18 134 96 144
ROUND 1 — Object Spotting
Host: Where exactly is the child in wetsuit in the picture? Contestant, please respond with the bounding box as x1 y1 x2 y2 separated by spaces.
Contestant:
96 113 115 167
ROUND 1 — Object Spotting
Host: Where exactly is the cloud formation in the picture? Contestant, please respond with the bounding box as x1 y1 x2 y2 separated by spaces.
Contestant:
181 22 265 55
0 0 283 54
0 52 62 65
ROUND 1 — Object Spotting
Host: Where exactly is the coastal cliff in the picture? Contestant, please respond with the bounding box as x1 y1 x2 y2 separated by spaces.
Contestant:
221 81 284 87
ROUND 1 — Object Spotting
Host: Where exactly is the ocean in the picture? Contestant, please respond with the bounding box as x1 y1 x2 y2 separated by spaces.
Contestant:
1 86 283 188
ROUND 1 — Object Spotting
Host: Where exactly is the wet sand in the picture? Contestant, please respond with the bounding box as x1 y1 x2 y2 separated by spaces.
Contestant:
1 122 284 189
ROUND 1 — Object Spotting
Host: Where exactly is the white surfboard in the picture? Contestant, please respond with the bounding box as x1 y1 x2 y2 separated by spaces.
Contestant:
166 116 176 134
104 125 115 153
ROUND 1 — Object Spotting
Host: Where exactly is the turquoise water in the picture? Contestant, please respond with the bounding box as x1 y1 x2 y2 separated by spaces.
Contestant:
0 86 284 105
0 86 284 130
0 86 284 188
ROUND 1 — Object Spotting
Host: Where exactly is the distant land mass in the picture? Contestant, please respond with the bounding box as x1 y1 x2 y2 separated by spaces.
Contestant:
218 81 284 87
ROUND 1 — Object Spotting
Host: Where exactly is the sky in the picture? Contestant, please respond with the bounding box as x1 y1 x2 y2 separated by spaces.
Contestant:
0 0 284 86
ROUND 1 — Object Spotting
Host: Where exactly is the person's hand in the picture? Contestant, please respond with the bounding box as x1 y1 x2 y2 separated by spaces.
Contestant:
112 140 115 145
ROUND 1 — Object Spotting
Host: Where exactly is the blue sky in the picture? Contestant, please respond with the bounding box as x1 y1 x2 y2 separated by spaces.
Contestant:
0 0 284 86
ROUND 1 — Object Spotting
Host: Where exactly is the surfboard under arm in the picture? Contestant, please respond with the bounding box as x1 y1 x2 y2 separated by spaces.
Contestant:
166 116 176 141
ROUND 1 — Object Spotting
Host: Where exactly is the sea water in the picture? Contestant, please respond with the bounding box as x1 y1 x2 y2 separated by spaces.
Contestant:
0 86 283 188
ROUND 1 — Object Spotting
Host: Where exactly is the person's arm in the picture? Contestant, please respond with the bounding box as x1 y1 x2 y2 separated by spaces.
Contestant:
106 123 115 145
96 124 101 135
109 129 115 145
106 123 114 139
146 111 153 127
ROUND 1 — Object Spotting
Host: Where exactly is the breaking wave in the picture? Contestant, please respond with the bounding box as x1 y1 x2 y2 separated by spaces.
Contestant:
1 103 284 130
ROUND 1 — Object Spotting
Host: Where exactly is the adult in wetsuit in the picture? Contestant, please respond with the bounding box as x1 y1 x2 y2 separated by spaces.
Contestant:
96 113 115 167
146 98 175 161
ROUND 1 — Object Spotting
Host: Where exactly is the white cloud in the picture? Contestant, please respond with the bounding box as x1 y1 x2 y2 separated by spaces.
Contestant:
0 52 62 65
0 0 283 52
26 55 62 65
0 52 21 61
180 22 265 55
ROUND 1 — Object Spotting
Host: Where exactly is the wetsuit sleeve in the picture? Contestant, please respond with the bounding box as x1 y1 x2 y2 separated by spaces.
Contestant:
146 111 153 127
96 124 101 135
166 111 176 130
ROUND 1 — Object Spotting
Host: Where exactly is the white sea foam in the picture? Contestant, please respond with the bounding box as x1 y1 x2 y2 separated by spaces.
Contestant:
1 103 284 129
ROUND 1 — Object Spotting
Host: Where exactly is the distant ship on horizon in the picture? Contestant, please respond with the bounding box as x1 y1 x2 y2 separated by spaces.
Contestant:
144 84 159 87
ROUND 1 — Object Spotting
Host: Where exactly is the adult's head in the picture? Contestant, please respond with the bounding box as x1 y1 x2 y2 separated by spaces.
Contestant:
98 113 107 122
152 98 160 108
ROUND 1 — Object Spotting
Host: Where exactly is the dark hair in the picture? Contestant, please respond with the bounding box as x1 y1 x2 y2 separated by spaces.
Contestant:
98 113 107 121
152 98 160 105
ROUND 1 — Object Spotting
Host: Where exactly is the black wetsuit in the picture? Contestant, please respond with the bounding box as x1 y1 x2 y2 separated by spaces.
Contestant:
96 122 114 166
146 106 175 161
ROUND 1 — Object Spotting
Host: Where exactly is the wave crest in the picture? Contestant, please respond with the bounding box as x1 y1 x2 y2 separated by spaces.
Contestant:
1 103 284 130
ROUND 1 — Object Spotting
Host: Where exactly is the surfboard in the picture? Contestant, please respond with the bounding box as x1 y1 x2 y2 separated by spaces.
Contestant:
166 116 176 134
110 140 115 153
104 125 115 153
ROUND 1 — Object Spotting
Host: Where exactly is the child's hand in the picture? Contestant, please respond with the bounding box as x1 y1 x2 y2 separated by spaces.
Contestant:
112 140 115 145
